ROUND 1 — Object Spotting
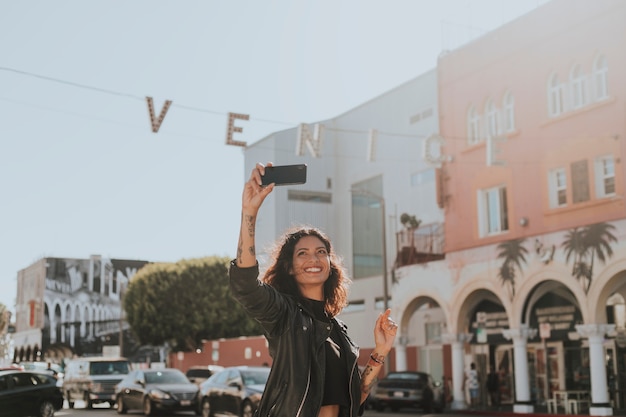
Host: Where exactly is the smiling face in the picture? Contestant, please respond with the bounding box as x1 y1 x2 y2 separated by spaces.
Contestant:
289 235 331 300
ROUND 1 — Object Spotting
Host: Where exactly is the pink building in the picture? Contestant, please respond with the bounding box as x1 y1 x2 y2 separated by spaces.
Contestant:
433 0 625 414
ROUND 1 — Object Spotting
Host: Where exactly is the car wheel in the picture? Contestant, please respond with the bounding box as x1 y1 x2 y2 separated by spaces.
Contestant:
38 400 55 417
422 389 434 413
116 396 128 414
143 397 154 416
201 398 212 417
241 400 254 417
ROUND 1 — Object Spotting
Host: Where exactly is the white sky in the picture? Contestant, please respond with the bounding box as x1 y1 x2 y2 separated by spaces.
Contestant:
0 0 547 313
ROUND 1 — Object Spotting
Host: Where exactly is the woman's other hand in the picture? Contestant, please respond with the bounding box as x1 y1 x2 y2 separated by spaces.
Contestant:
373 308 398 356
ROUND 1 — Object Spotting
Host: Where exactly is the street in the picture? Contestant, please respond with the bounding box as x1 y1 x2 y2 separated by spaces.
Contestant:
55 401 457 417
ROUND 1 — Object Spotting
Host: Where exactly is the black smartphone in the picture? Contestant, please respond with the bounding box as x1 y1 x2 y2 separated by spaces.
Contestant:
261 164 307 186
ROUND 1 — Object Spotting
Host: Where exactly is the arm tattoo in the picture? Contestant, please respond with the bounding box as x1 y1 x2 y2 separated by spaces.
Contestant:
248 245 255 256
360 364 377 394
245 214 255 237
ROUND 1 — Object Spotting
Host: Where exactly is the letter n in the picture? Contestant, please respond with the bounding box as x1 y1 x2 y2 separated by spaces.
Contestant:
296 123 323 157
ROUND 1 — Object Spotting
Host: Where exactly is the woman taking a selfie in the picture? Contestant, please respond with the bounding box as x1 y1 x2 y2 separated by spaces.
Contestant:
229 162 398 417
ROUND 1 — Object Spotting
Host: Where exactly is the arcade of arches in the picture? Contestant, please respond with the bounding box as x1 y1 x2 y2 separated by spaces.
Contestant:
393 262 626 415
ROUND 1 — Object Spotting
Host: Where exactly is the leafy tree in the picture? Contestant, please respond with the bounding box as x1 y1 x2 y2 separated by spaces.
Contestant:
400 213 421 229
124 256 262 351
496 238 528 299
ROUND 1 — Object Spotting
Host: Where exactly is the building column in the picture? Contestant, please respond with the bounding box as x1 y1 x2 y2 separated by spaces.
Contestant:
395 336 408 371
503 325 537 413
443 333 473 410
577 324 615 416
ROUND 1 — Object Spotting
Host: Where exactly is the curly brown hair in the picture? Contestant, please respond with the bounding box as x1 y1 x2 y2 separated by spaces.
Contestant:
261 226 351 317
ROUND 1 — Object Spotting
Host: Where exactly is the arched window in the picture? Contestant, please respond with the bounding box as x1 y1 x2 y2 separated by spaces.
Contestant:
548 73 564 117
593 54 608 101
485 99 499 138
570 64 588 109
467 105 480 145
502 91 515 132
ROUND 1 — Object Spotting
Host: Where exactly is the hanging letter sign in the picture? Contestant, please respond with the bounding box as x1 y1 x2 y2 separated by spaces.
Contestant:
146 97 172 133
225 112 249 147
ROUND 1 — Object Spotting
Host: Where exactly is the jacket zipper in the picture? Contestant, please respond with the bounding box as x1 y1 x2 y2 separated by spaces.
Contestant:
348 353 358 417
295 367 312 417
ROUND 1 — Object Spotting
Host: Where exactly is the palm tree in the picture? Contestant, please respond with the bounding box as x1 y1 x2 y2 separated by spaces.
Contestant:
562 227 587 288
561 223 617 292
581 222 617 292
496 238 528 299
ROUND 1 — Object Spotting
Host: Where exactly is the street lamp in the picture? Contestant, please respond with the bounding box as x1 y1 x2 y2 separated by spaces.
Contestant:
349 188 389 311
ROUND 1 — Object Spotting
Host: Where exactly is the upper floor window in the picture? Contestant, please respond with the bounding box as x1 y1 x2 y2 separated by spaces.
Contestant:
548 168 567 208
485 99 499 138
467 106 480 145
570 64 589 109
593 55 608 101
478 185 508 236
595 155 615 198
503 91 515 132
548 73 565 117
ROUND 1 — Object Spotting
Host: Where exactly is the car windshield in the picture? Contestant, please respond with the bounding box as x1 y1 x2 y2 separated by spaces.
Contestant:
145 370 189 384
186 369 211 378
241 369 270 385
387 372 423 381
90 361 130 375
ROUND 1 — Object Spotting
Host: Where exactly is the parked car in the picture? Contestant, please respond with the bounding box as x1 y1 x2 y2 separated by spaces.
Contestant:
63 356 131 409
198 366 270 417
20 362 64 387
115 368 200 415
185 365 224 386
371 370 444 413
0 370 64 417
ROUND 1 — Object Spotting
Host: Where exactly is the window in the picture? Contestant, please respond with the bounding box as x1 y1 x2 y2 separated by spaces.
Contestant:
425 322 442 344
595 156 615 197
503 91 515 132
548 168 567 208
351 176 384 279
288 190 331 203
478 186 508 236
571 160 590 203
467 106 480 145
485 99 499 138
343 300 365 313
570 65 588 109
593 55 608 101
548 73 565 117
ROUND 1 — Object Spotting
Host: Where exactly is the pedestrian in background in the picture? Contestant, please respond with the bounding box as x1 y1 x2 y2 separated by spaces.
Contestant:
465 362 480 409
229 162 399 417
486 365 500 407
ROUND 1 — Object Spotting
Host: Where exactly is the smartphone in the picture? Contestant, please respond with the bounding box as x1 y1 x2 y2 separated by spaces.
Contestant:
261 164 307 186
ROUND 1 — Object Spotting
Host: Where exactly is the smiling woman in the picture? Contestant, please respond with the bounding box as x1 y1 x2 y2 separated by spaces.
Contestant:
227 162 399 417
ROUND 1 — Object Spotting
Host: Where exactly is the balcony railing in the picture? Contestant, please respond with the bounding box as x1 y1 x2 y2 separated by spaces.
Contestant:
395 222 445 267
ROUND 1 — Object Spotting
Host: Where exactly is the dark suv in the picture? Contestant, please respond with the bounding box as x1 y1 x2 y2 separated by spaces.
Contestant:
371 371 444 413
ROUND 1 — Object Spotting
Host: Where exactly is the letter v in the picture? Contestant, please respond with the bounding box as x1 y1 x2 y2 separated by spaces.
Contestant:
146 96 173 133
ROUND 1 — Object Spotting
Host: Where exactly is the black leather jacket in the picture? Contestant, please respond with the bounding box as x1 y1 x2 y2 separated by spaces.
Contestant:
229 261 363 417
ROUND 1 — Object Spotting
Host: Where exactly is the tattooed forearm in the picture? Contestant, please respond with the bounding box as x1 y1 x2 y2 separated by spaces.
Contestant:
245 214 255 237
360 365 377 394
